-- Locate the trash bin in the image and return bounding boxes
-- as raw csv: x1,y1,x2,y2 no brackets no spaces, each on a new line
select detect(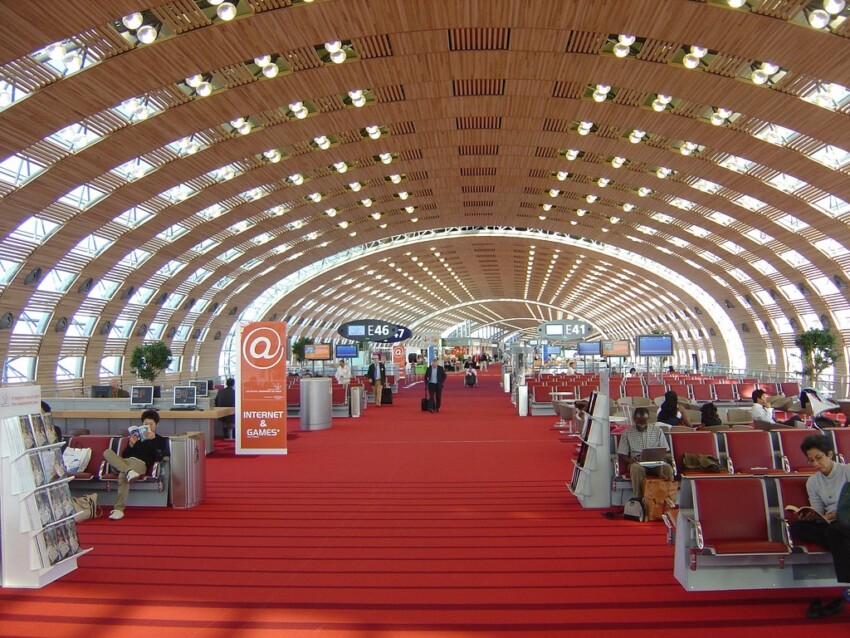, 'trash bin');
350,385,362,417
170,432,205,508
300,377,332,430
